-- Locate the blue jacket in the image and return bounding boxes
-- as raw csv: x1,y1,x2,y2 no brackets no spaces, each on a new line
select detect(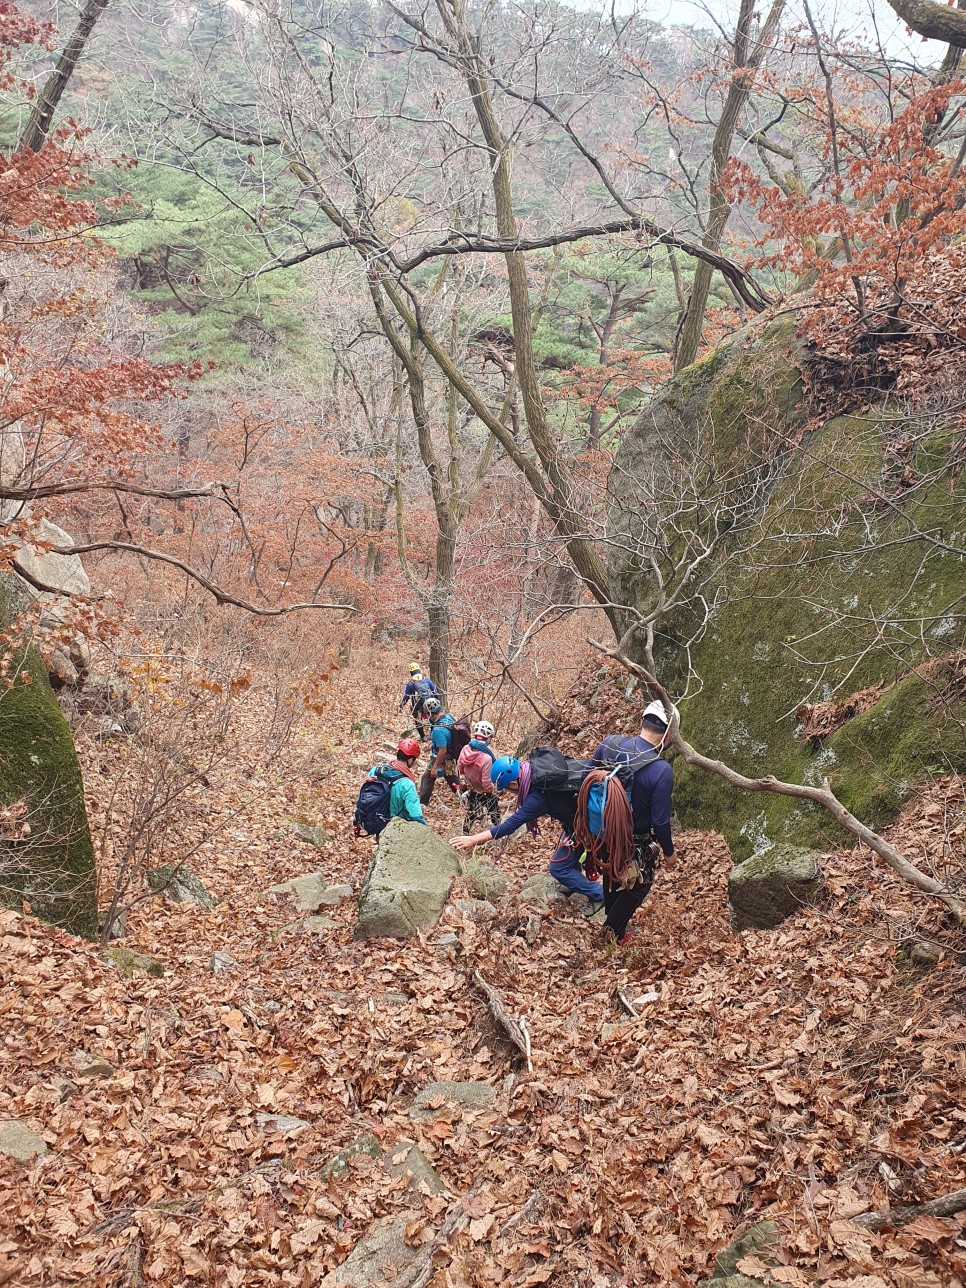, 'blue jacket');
400,677,439,710
490,788,577,841
591,736,674,855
